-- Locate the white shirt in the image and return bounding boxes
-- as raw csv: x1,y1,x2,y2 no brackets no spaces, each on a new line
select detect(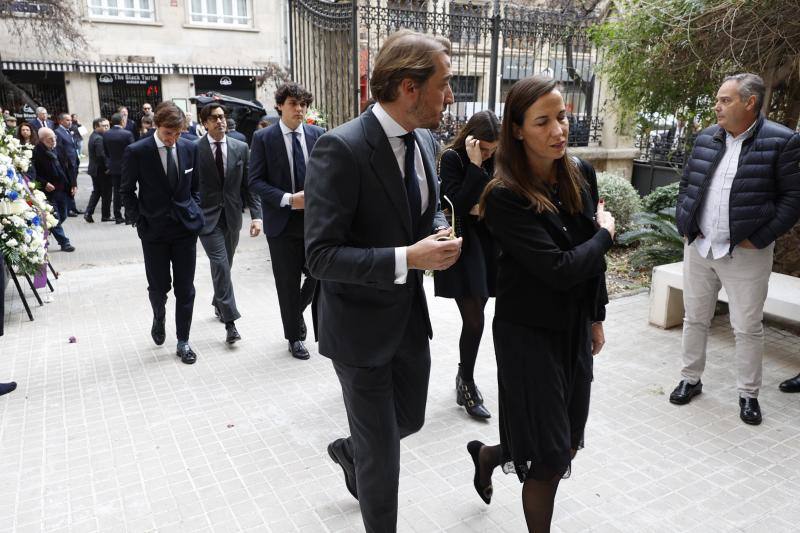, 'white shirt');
695,120,757,259
279,119,310,207
206,133,227,175
153,131,180,176
372,102,431,284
